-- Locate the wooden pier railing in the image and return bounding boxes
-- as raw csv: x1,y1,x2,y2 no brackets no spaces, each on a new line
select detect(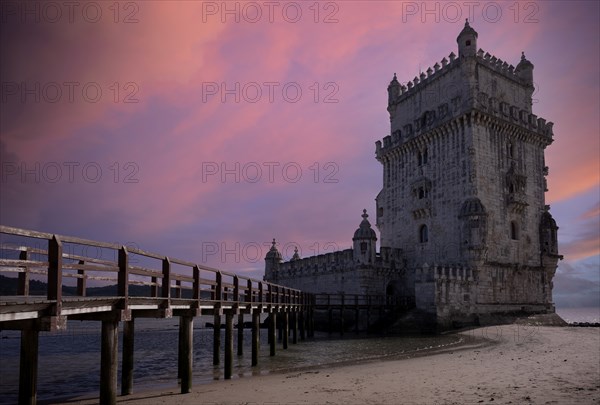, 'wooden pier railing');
0,225,315,405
